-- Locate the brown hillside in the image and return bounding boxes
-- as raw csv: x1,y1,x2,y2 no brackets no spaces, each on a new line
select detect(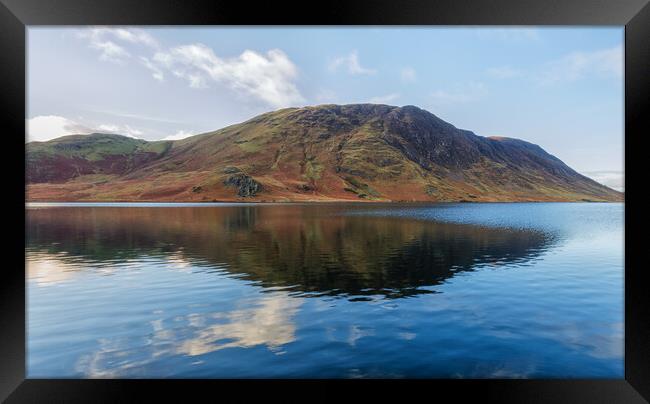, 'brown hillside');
26,104,623,202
